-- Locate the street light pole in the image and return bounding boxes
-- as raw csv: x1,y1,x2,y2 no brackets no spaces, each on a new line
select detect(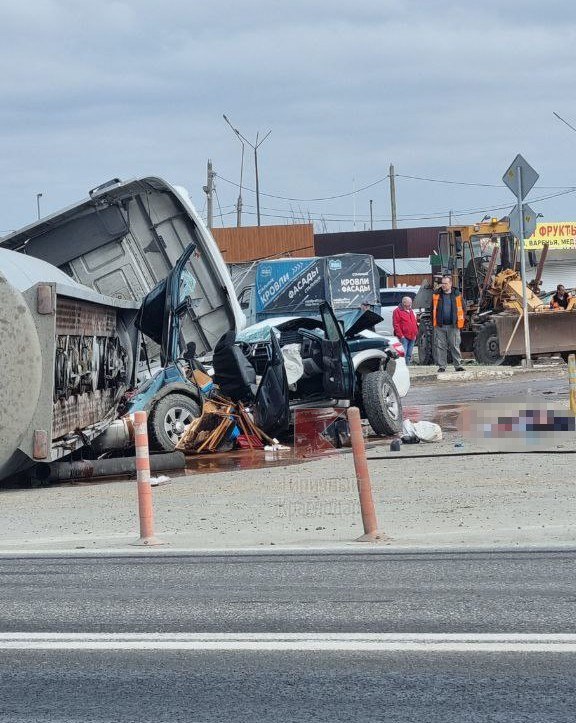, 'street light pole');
223,114,271,227
223,114,245,227
244,128,271,226
36,193,43,220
